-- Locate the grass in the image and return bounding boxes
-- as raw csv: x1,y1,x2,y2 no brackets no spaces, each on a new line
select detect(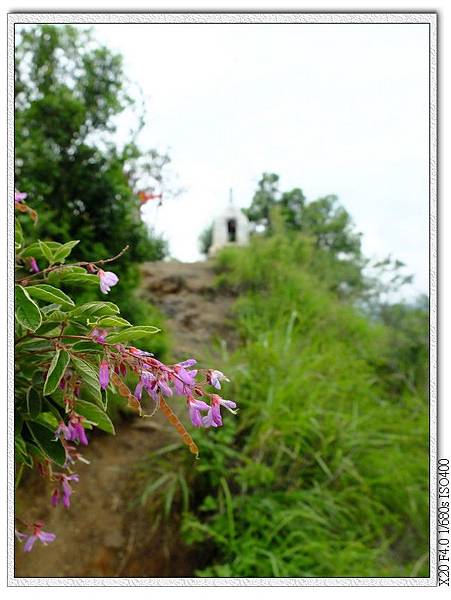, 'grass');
135,232,429,578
